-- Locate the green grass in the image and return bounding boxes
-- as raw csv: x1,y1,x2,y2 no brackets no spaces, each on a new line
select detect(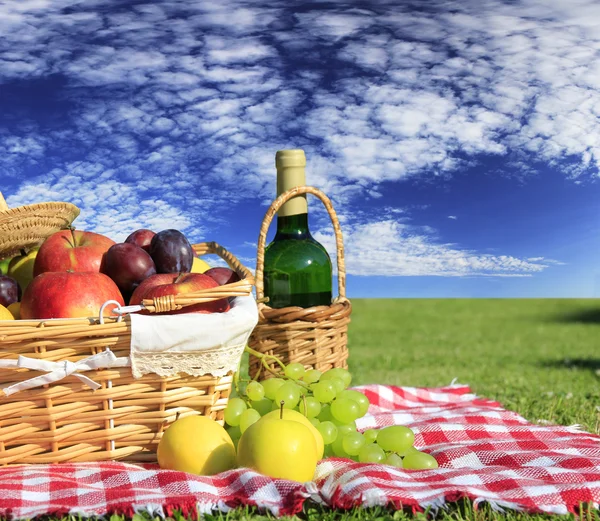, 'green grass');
17,299,600,521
